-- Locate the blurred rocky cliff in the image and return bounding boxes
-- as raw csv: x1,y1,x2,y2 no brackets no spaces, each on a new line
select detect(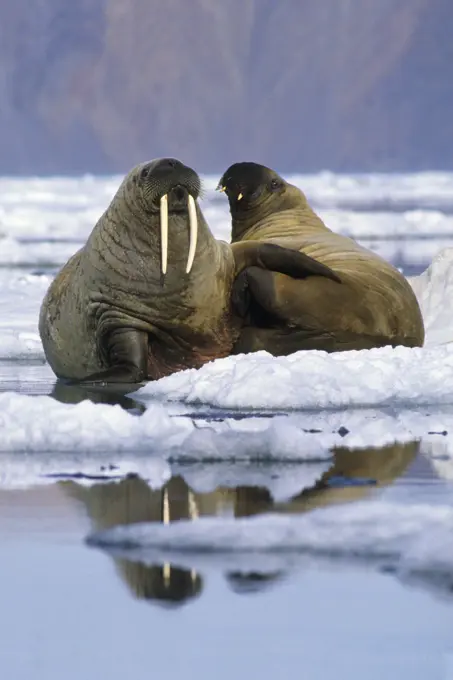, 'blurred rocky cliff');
0,0,451,175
